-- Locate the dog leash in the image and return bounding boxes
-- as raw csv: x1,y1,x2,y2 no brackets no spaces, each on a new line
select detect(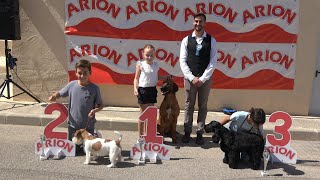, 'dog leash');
84,119,90,129
84,115,101,137
84,105,96,130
